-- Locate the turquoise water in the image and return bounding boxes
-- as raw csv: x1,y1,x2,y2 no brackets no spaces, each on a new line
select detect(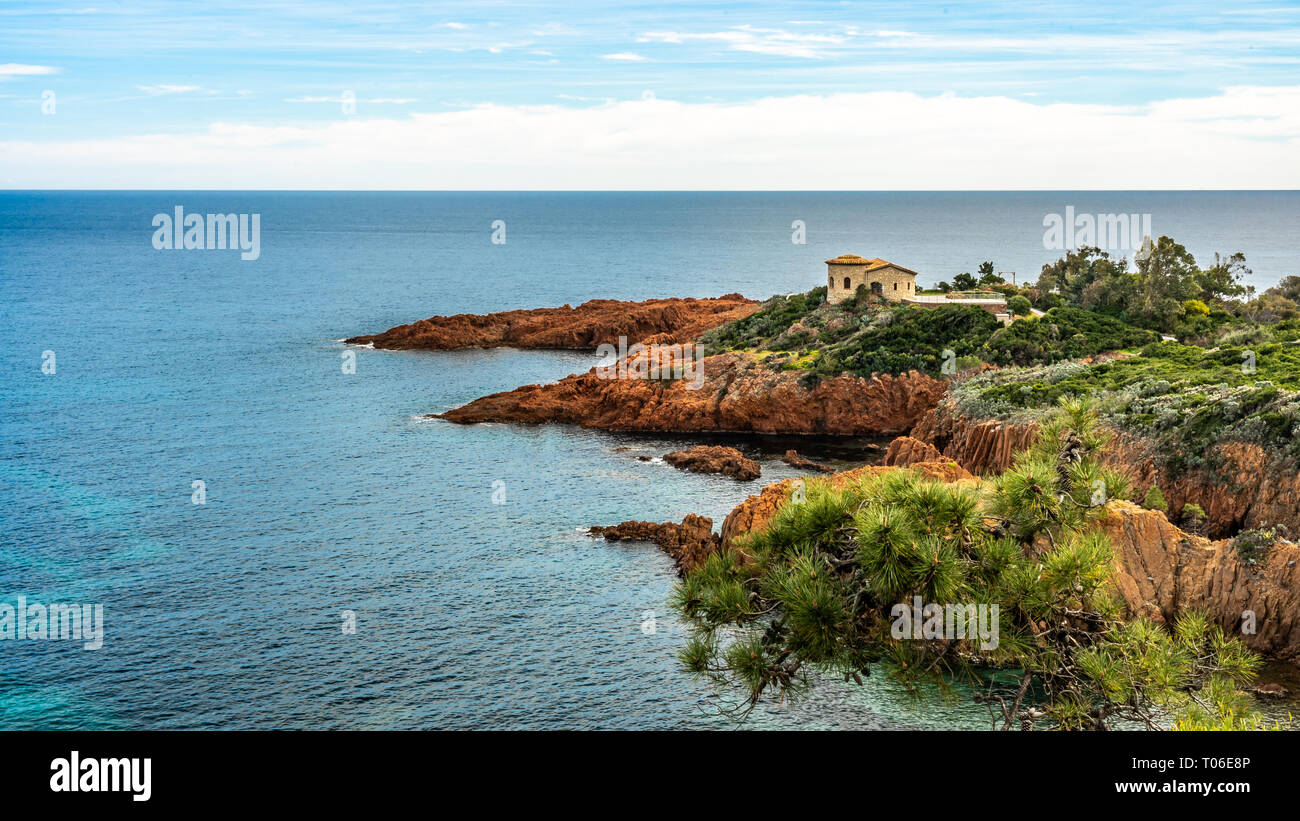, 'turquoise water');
2,192,1296,729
